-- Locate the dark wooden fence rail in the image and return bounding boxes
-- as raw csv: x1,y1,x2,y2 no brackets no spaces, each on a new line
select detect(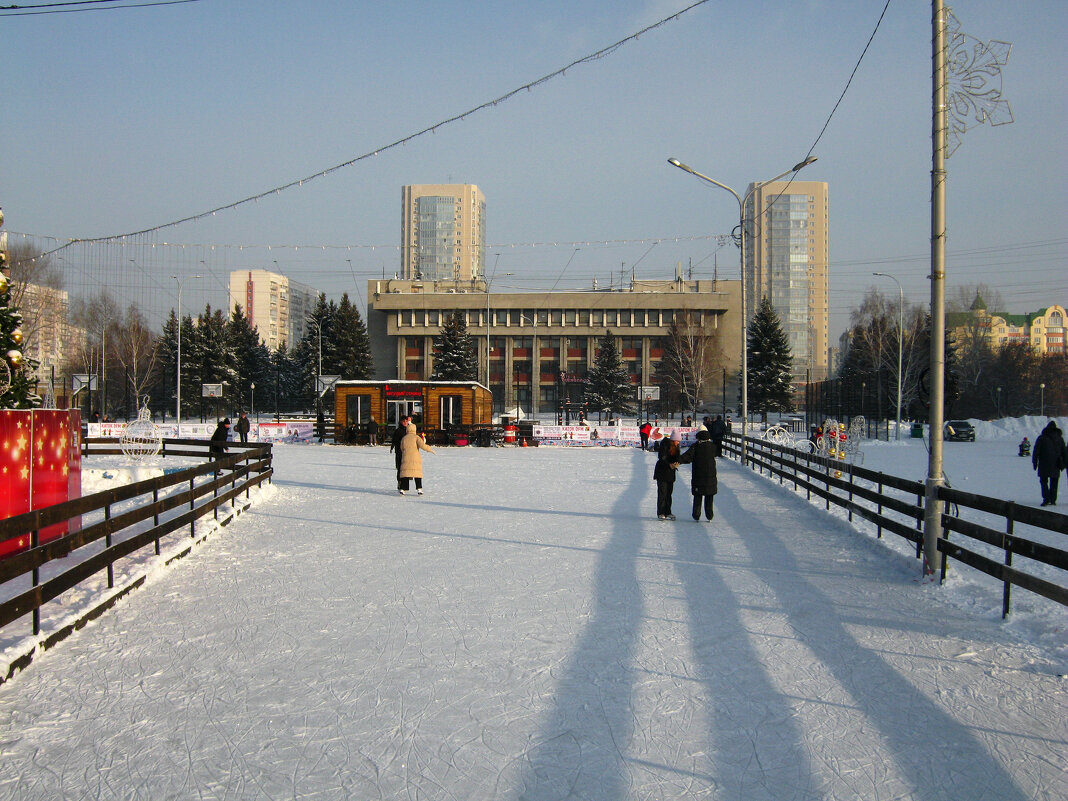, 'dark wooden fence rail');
0,439,273,652
721,433,1068,617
